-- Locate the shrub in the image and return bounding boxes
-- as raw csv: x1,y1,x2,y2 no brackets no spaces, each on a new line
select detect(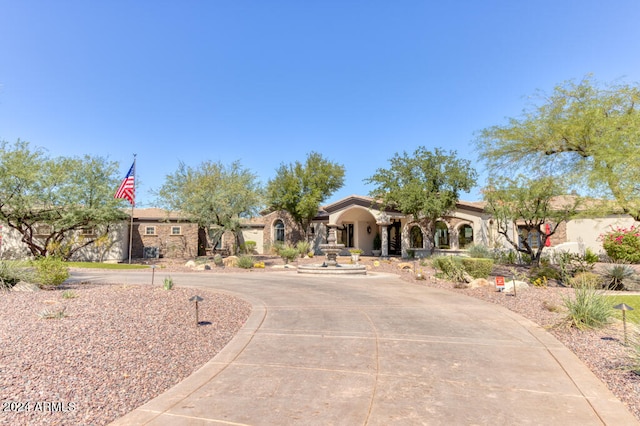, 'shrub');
563,285,613,329
349,248,363,255
529,265,560,286
557,252,596,284
601,263,635,290
61,290,78,299
531,276,548,287
253,261,265,268
432,256,467,283
600,225,640,263
213,254,224,267
237,255,255,269
460,258,494,279
163,276,174,290
567,272,603,289
296,241,311,257
243,241,257,253
0,260,32,290
466,244,493,259
279,247,299,264
32,256,69,288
